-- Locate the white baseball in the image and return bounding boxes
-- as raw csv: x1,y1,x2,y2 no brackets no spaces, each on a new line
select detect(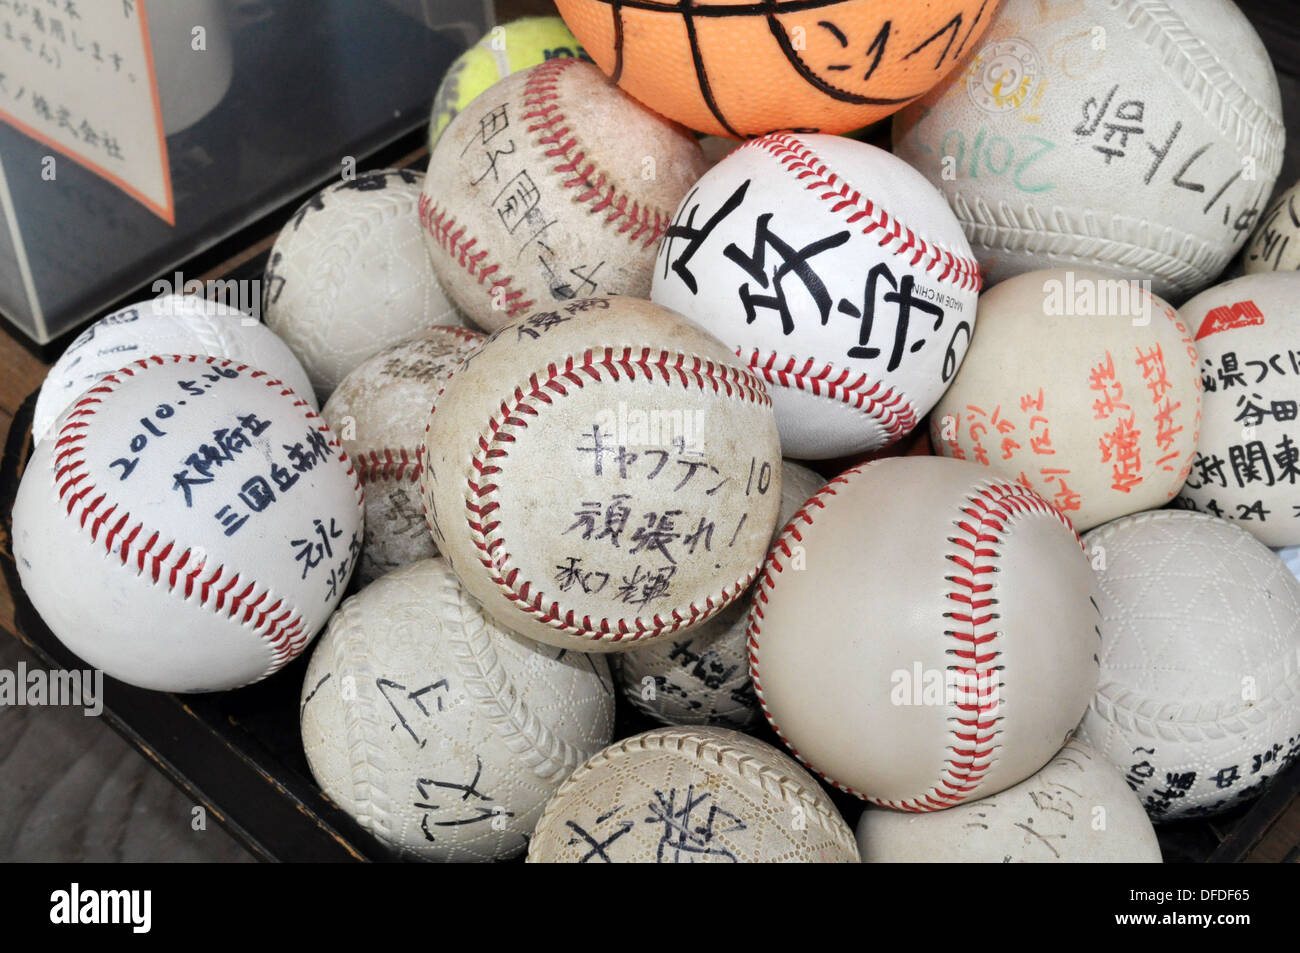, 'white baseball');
12,355,364,692
932,268,1202,532
612,460,825,729
1175,272,1300,545
749,456,1100,810
1244,178,1300,274
300,558,614,862
651,132,980,460
33,294,315,444
855,739,1162,863
420,296,783,653
1079,510,1300,820
894,0,1284,300
264,168,465,399
322,325,485,584
418,58,709,333
527,727,860,863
